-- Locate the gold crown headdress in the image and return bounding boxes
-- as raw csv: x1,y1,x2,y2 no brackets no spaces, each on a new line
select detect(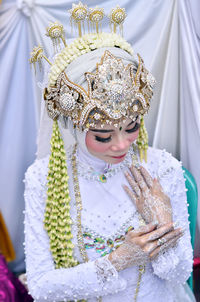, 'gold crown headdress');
30,2,155,157
44,50,155,131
